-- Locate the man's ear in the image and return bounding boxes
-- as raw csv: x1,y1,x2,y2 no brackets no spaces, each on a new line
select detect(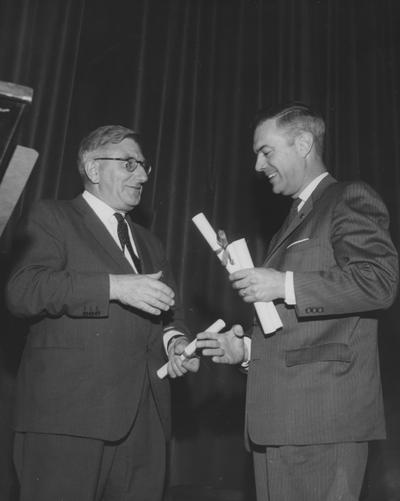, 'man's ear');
84,159,100,184
295,131,314,158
